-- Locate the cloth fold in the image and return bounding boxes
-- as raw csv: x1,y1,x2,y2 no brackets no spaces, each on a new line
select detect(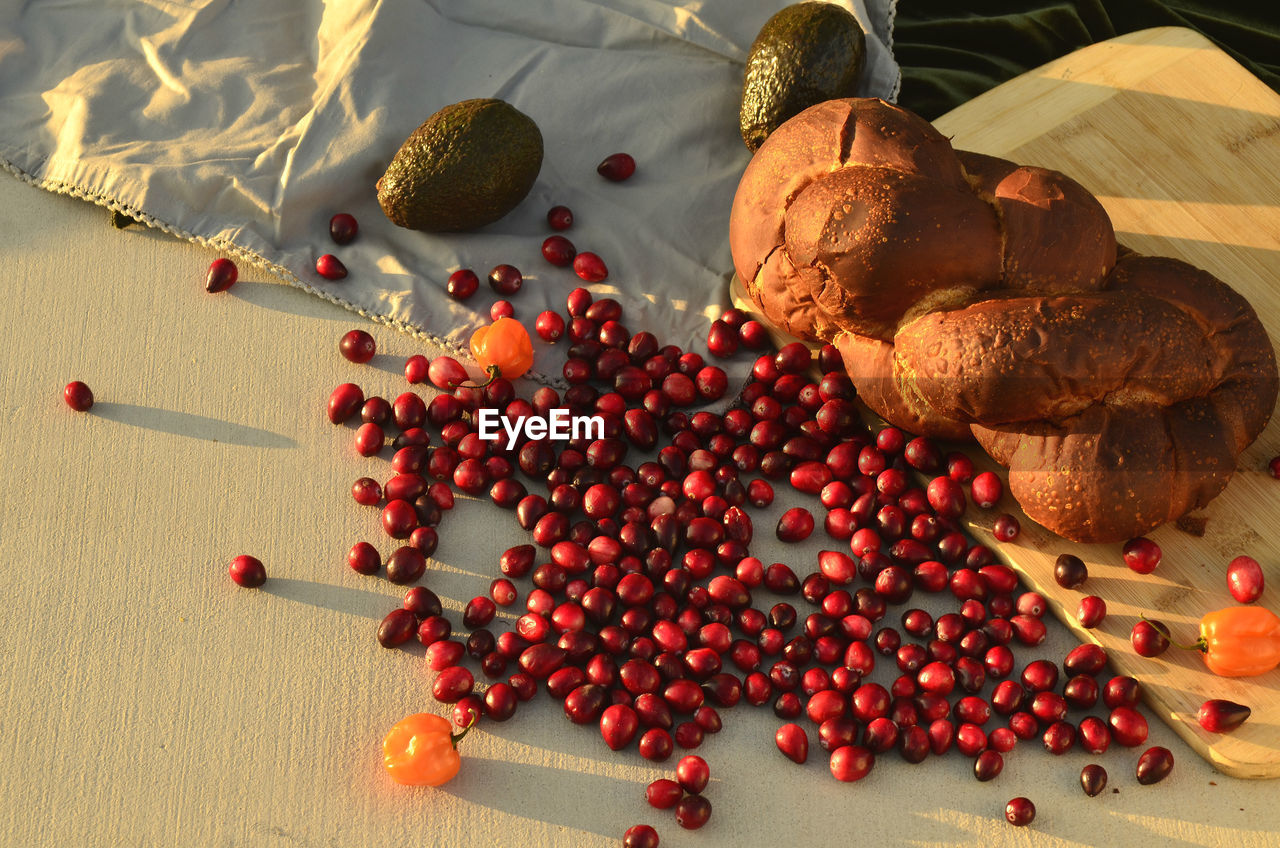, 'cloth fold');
894,1,1280,120
0,0,900,382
